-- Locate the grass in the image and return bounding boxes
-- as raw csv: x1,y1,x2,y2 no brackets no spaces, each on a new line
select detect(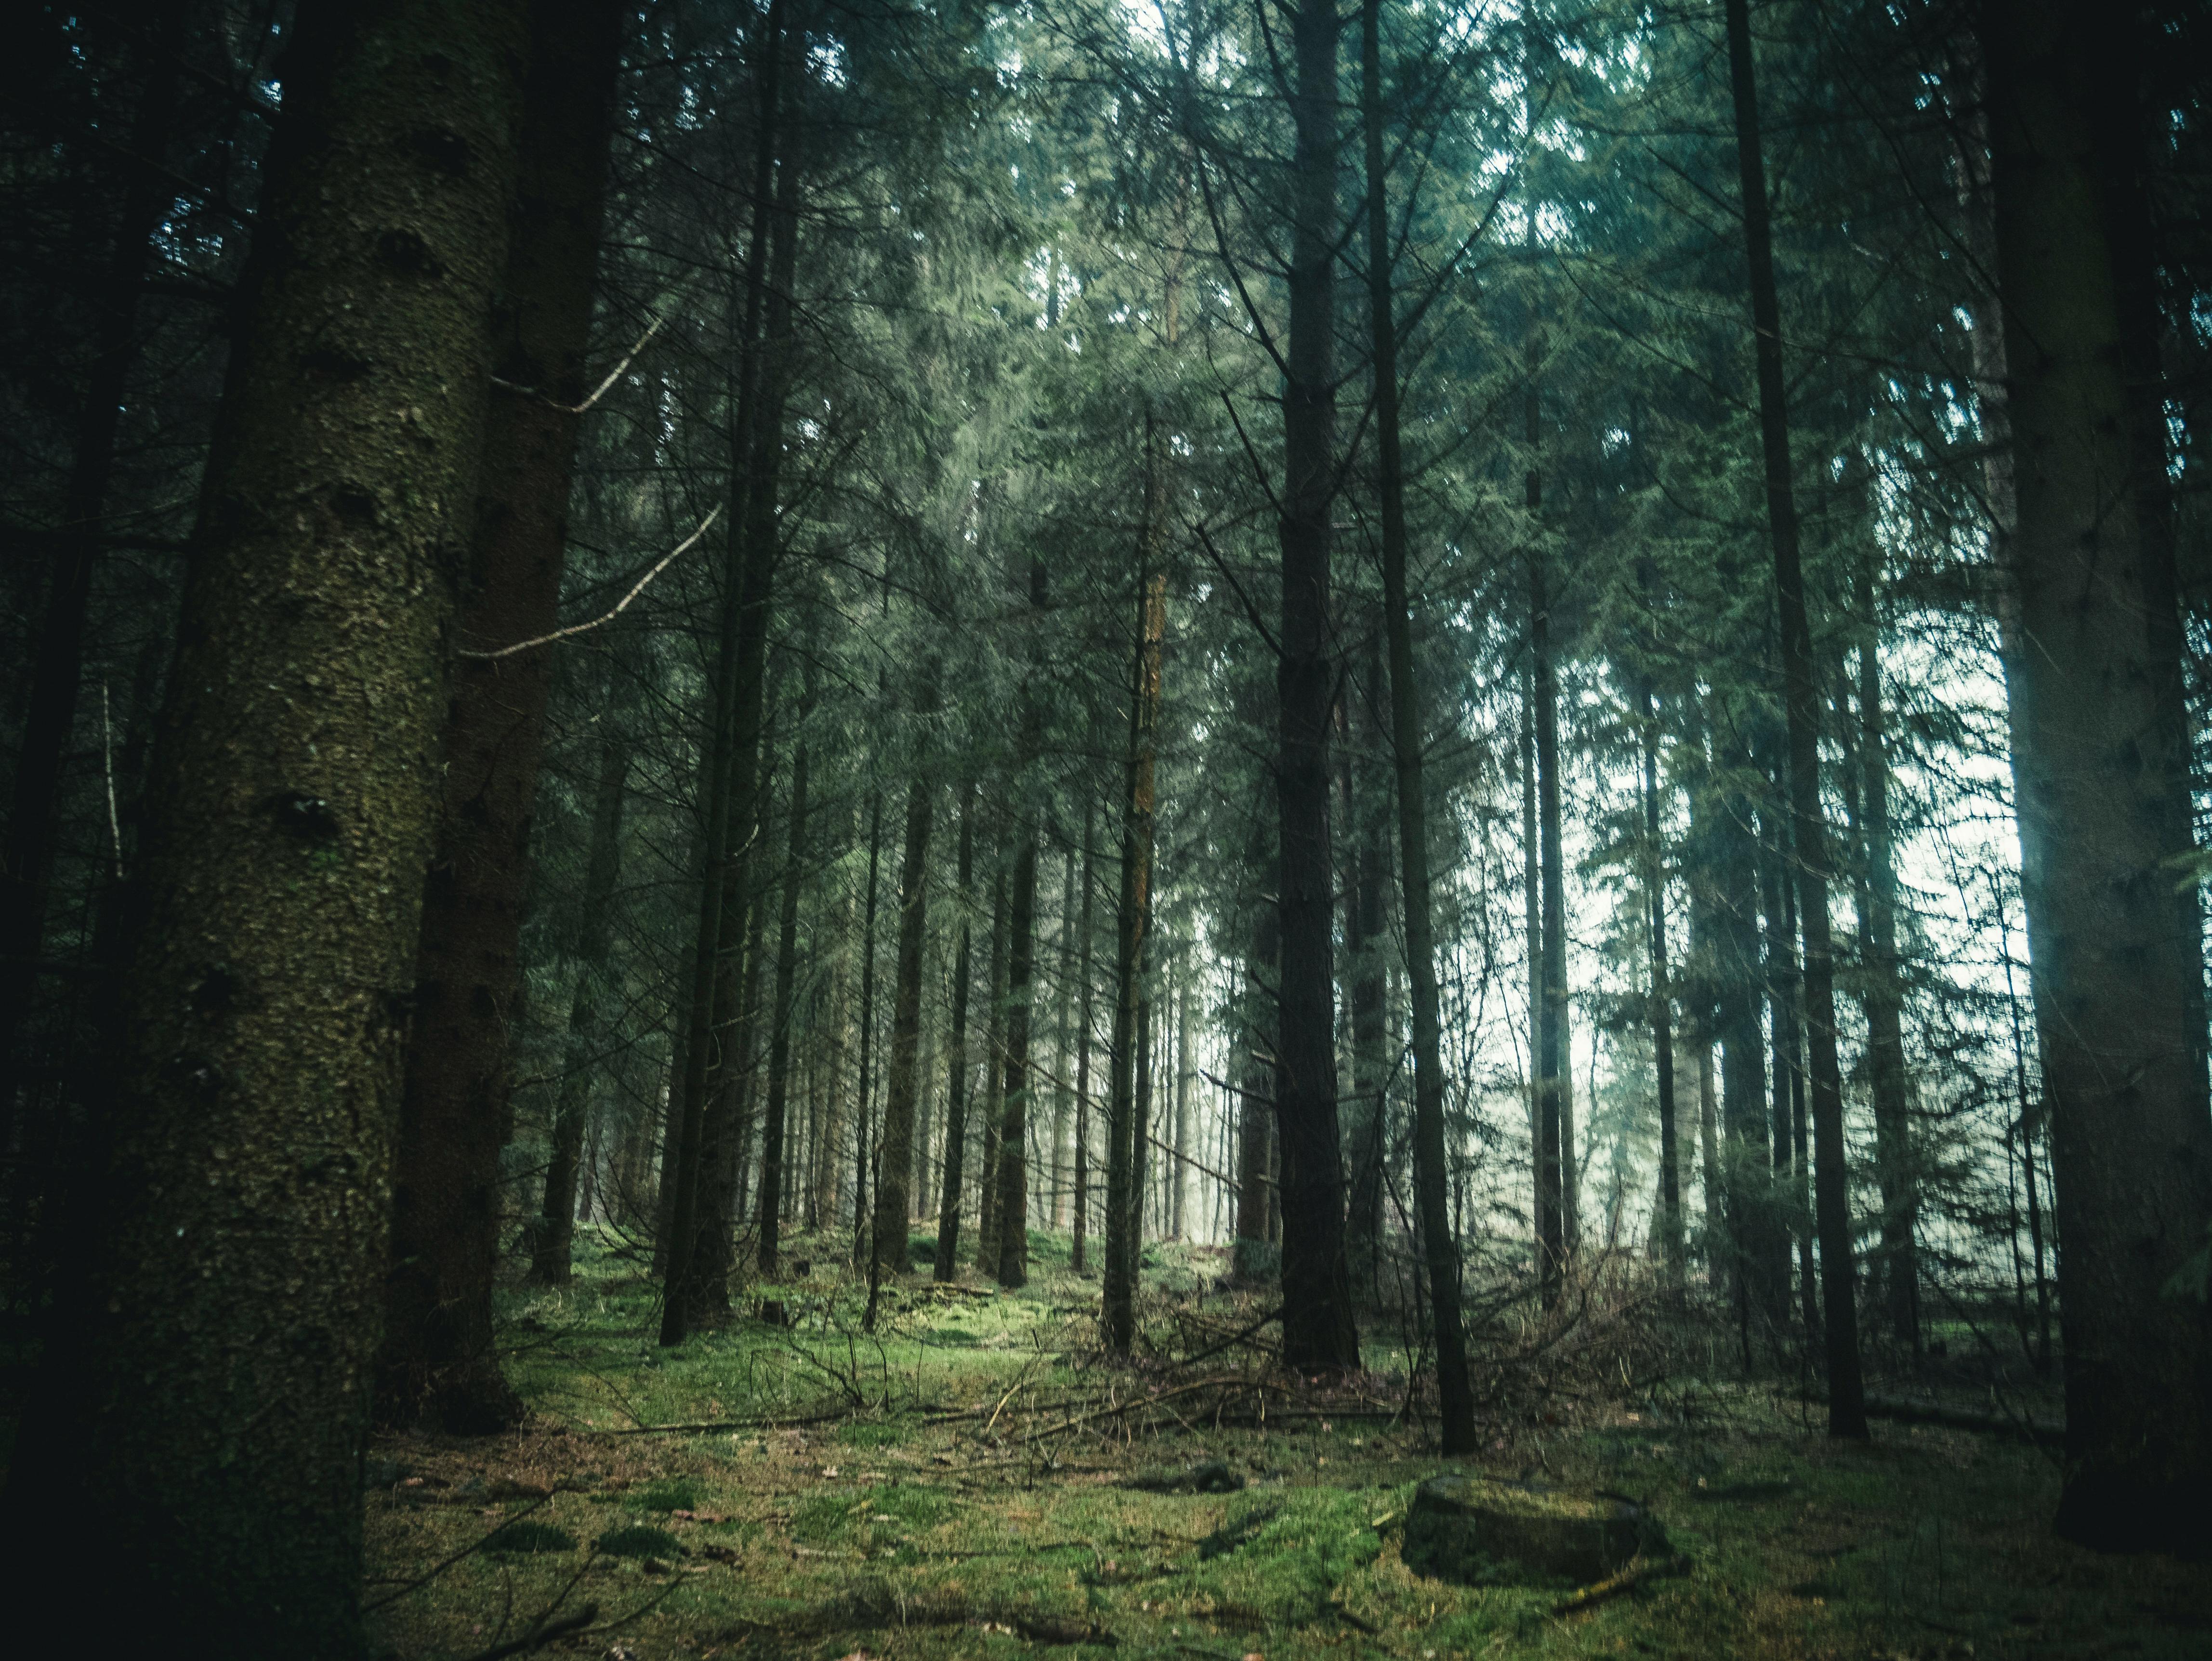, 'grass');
361,1228,2212,1660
